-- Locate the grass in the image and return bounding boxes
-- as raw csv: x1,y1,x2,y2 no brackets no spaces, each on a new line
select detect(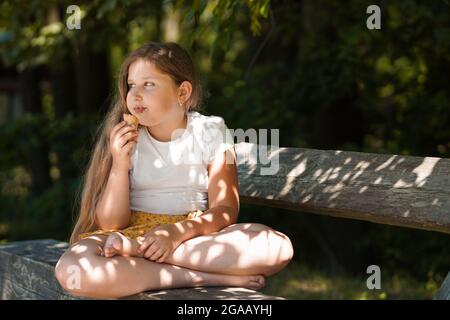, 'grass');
260,261,442,300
